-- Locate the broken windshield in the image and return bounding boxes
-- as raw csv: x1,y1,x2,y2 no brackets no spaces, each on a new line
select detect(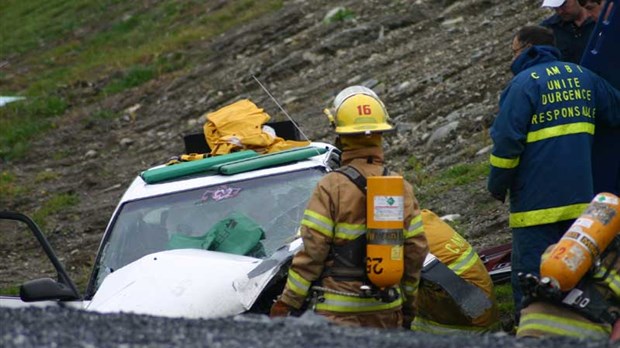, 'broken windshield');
94,167,325,290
